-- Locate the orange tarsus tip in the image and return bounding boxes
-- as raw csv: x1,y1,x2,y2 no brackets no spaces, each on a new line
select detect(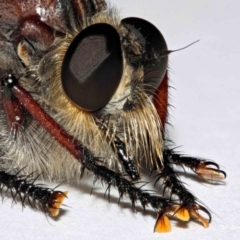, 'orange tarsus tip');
195,163,226,181
49,208,60,217
48,191,68,217
189,210,209,228
174,206,190,221
154,216,171,233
